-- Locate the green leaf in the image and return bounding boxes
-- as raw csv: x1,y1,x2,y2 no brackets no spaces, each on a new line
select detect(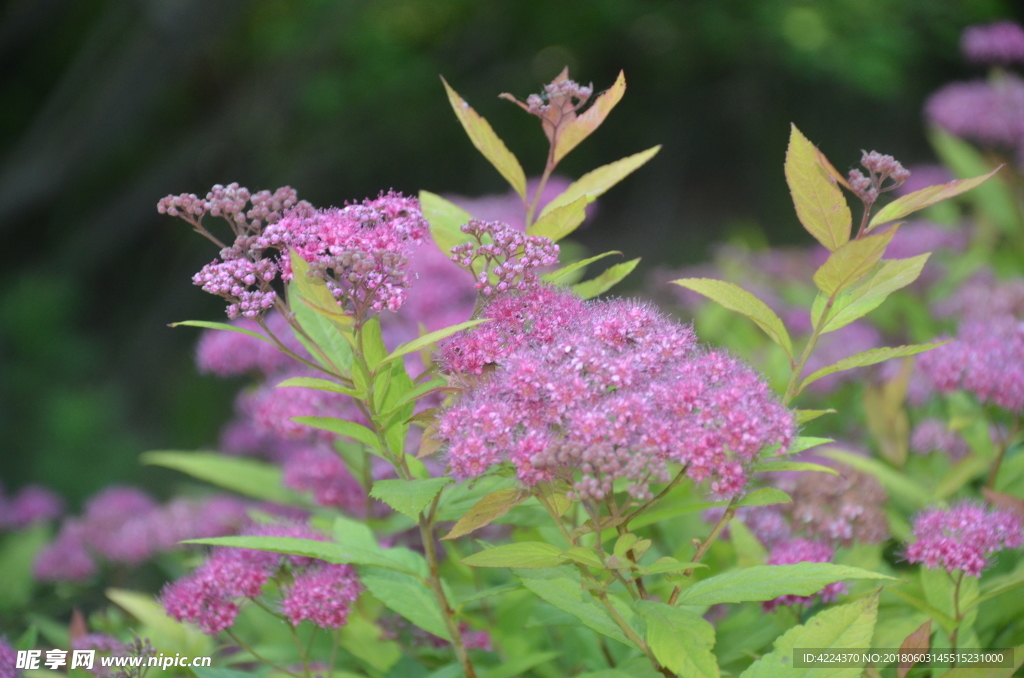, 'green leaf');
729,518,767,568
785,124,852,251
739,595,878,678
971,566,1024,609
0,526,49,610
560,546,606,569
869,167,1001,230
514,567,637,648
107,589,212,657
941,644,1024,678
933,454,990,499
752,461,839,475
885,588,957,634
573,258,640,299
674,563,897,606
794,409,837,424
442,77,527,199
462,542,565,569
930,128,1017,234
636,600,719,678
478,652,561,678
813,228,898,297
370,478,452,520
552,70,626,165
671,278,793,358
290,287,354,374
292,417,381,450
380,377,449,417
800,343,944,392
276,376,359,396
641,557,708,575
813,255,930,333
737,487,792,507
443,487,528,540
381,319,490,366
790,436,834,454
456,582,522,607
193,669,259,678
183,536,418,575
543,251,622,284
362,569,450,639
540,146,661,218
420,190,474,256
361,316,388,371
338,613,402,673
818,448,931,508
528,196,588,241
140,451,301,504
169,320,273,345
